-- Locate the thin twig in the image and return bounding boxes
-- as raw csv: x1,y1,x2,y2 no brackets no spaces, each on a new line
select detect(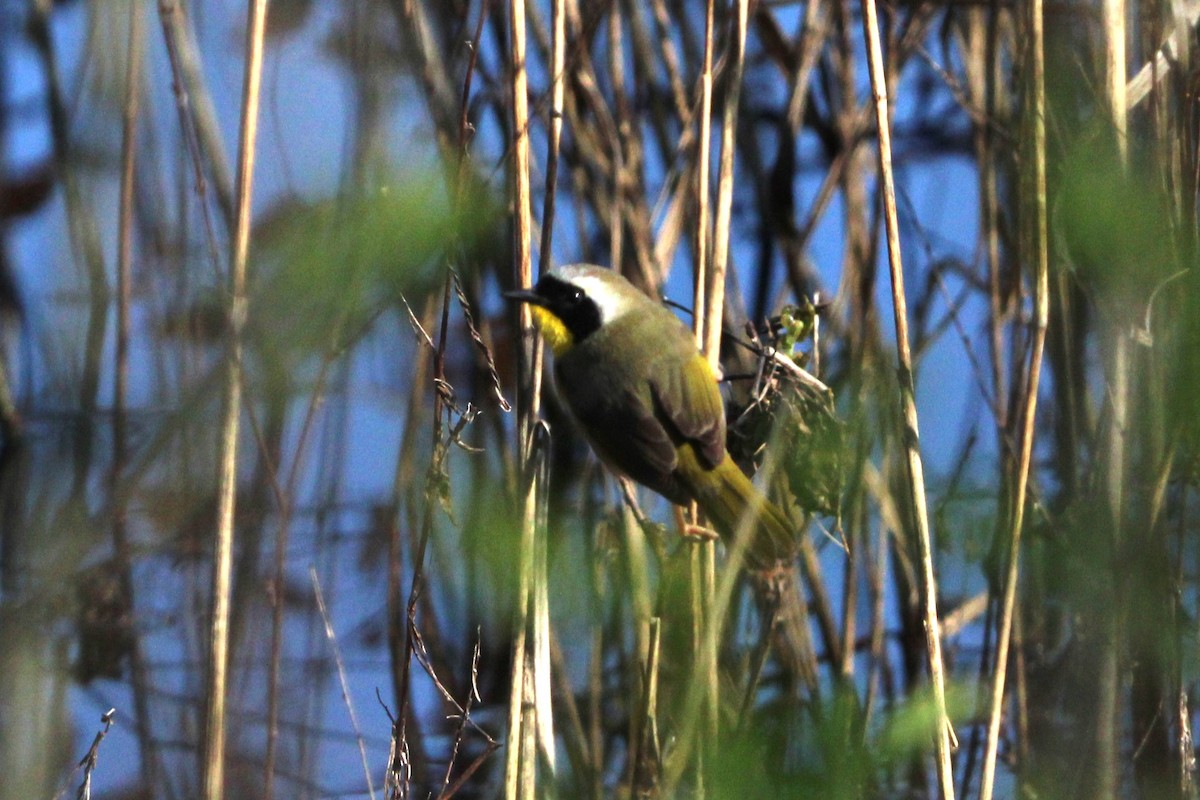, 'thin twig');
52,708,116,800
311,567,378,800
438,633,488,797
263,336,346,798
